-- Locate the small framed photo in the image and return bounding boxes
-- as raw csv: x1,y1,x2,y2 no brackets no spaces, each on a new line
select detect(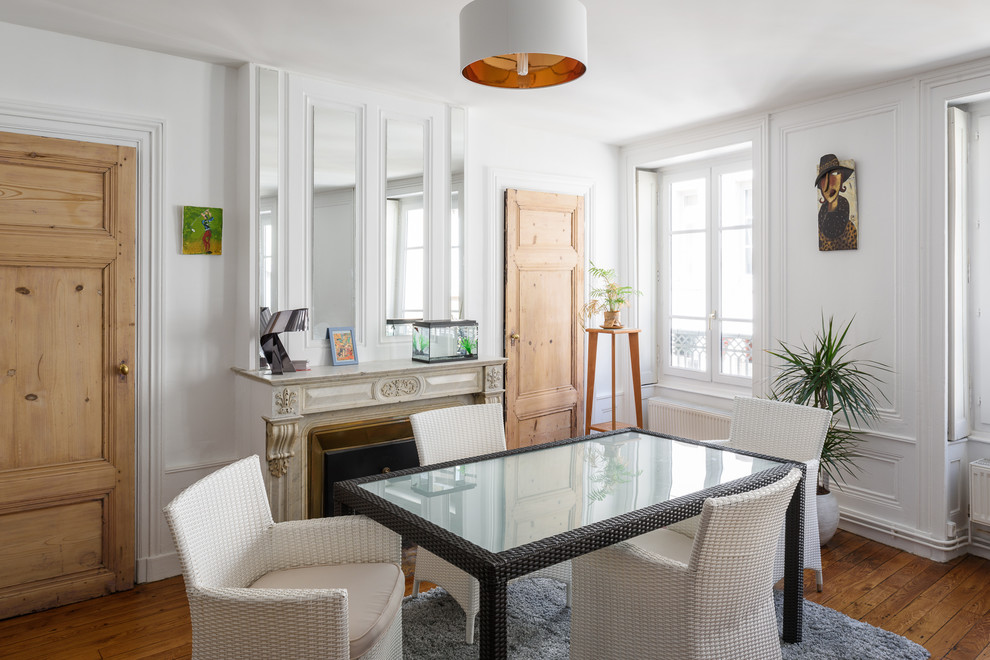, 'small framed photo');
328,327,358,366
